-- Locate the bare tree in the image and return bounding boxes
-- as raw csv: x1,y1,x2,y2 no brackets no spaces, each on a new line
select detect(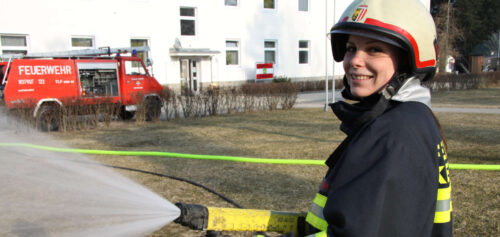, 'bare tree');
434,2,463,73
